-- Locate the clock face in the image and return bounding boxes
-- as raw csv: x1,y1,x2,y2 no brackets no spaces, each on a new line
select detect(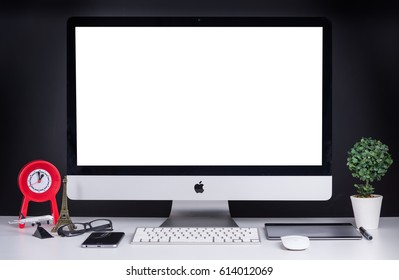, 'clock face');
27,169,52,193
